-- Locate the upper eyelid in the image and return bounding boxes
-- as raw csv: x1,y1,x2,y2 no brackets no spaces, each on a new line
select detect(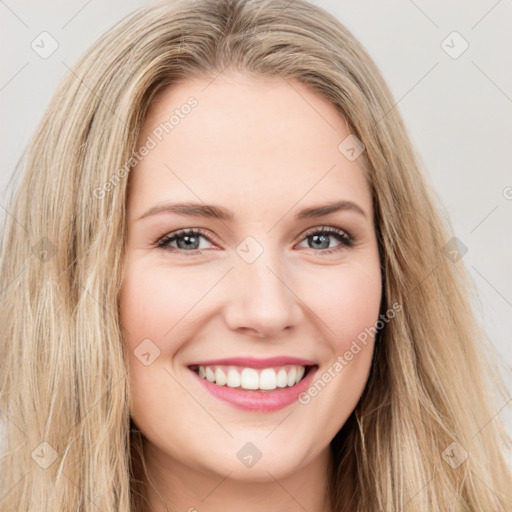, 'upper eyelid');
302,225,351,238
